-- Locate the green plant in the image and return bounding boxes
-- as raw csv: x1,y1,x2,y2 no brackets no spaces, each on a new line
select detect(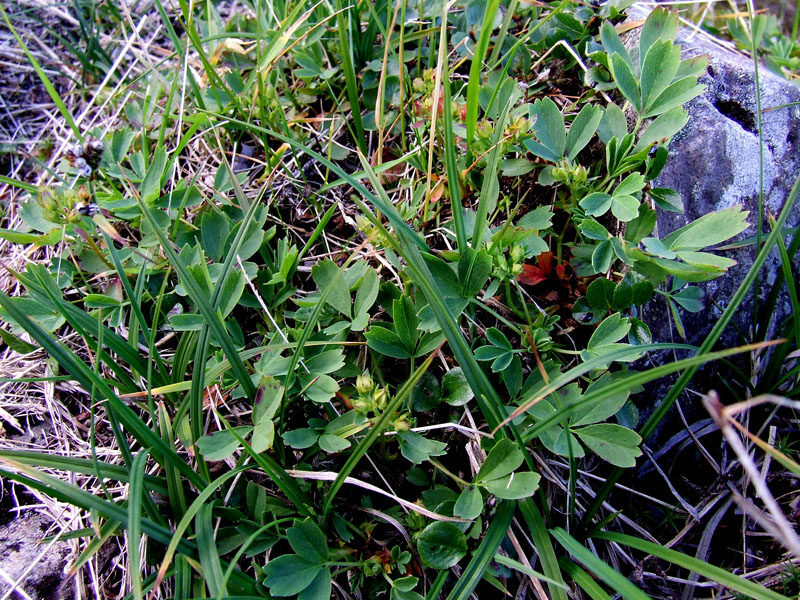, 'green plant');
0,2,797,600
